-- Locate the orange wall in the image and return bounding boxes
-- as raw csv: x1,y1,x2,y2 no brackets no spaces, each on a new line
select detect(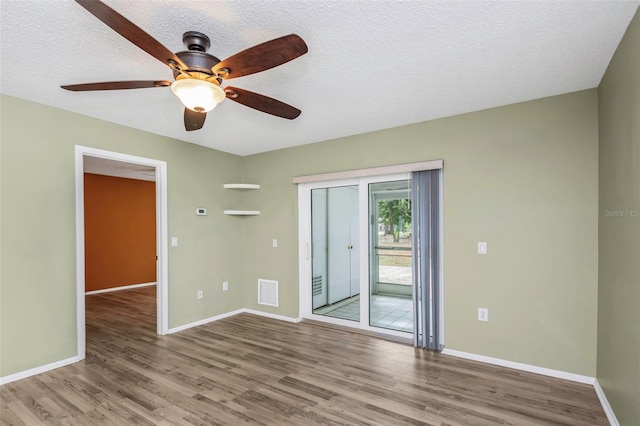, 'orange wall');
84,173,156,292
